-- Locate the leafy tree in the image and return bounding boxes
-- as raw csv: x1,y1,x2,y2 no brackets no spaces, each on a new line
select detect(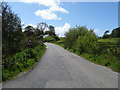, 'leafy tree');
2,2,25,58
49,25,56,36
